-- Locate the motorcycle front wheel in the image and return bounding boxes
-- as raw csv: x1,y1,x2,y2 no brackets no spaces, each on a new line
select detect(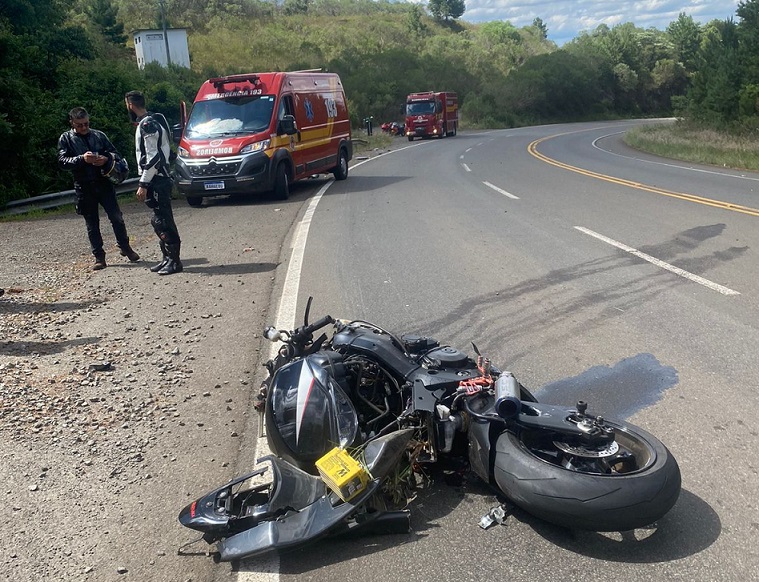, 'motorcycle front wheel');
492,419,681,531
